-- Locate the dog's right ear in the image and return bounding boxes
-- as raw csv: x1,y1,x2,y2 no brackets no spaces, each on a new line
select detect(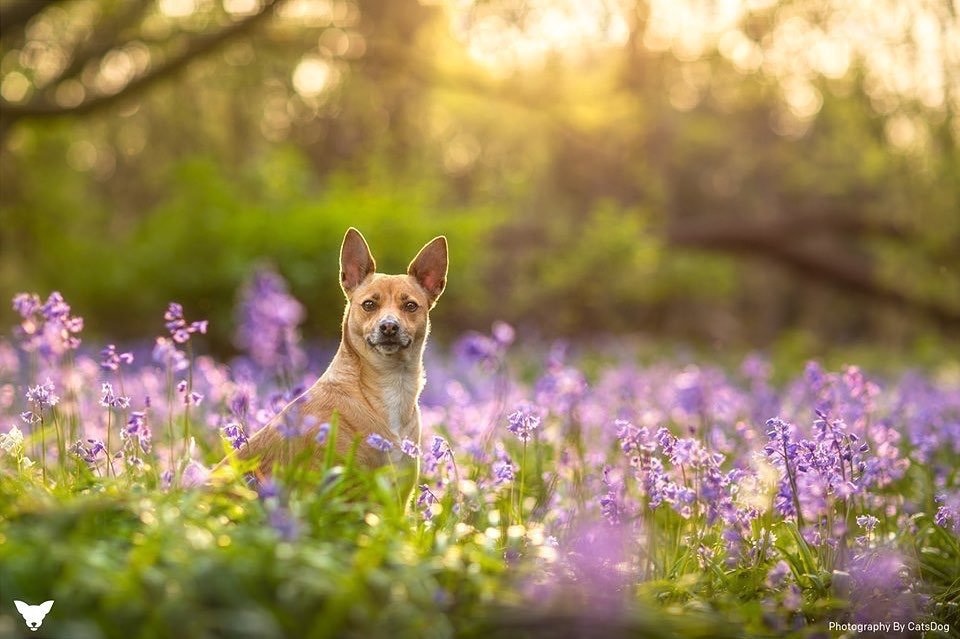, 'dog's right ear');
14,601,28,615
340,228,376,295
